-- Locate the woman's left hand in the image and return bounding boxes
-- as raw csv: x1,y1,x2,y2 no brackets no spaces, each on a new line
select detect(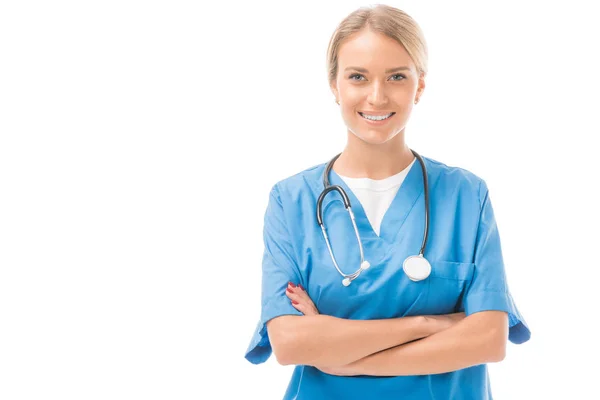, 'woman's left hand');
285,282,319,316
